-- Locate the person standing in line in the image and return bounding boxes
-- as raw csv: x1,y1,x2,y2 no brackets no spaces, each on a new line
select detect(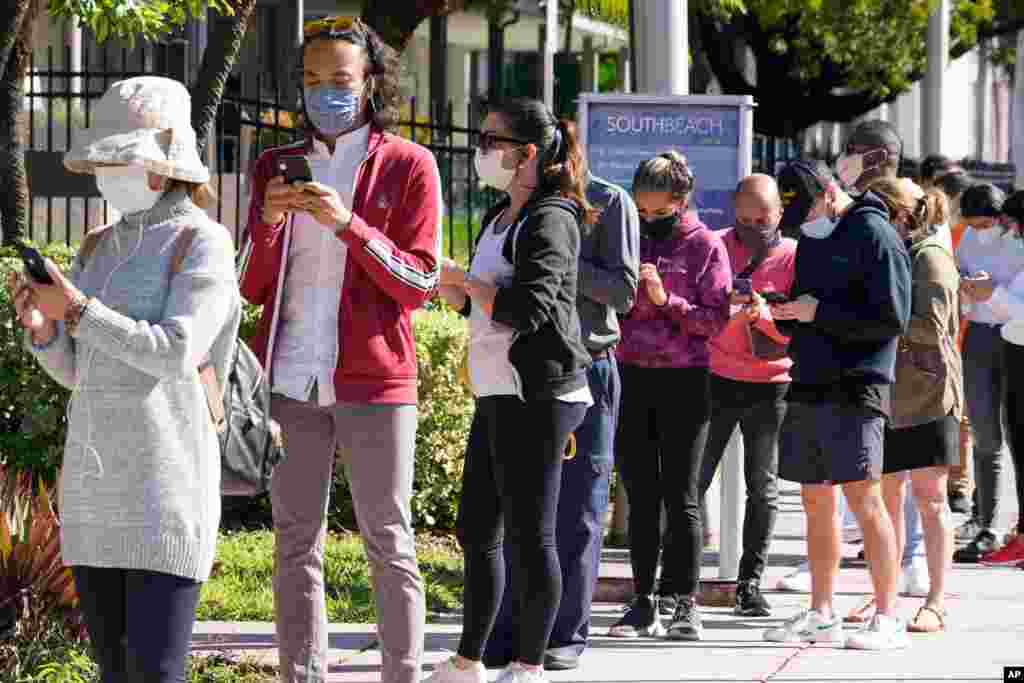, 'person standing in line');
698,174,795,618
430,98,595,683
483,170,640,671
958,189,1024,567
239,17,441,683
870,177,962,633
954,183,1024,563
606,151,732,641
11,76,241,682
934,171,975,516
764,157,912,650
